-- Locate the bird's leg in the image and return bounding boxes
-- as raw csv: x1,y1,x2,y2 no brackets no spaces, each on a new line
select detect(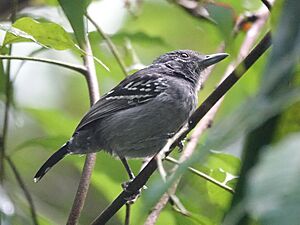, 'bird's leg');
119,157,143,204
167,132,185,152
120,157,135,180
177,139,185,152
